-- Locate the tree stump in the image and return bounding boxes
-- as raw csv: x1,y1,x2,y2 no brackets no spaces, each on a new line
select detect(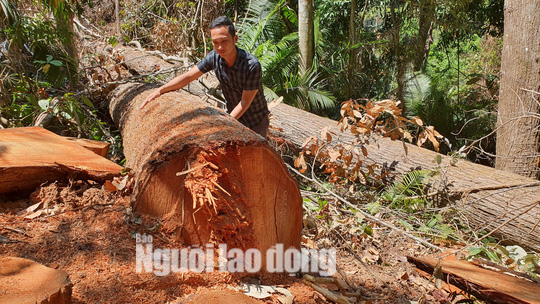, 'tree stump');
0,256,72,304
109,83,302,255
